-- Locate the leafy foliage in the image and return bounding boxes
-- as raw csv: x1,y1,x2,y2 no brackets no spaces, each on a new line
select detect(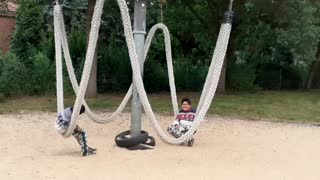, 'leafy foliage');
1,0,320,97
10,1,44,66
